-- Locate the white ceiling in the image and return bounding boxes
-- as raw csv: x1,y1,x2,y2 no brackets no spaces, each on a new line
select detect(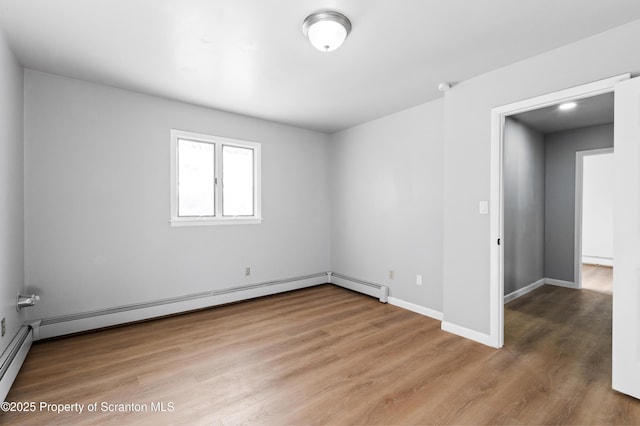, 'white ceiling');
513,92,614,134
1,1,640,133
